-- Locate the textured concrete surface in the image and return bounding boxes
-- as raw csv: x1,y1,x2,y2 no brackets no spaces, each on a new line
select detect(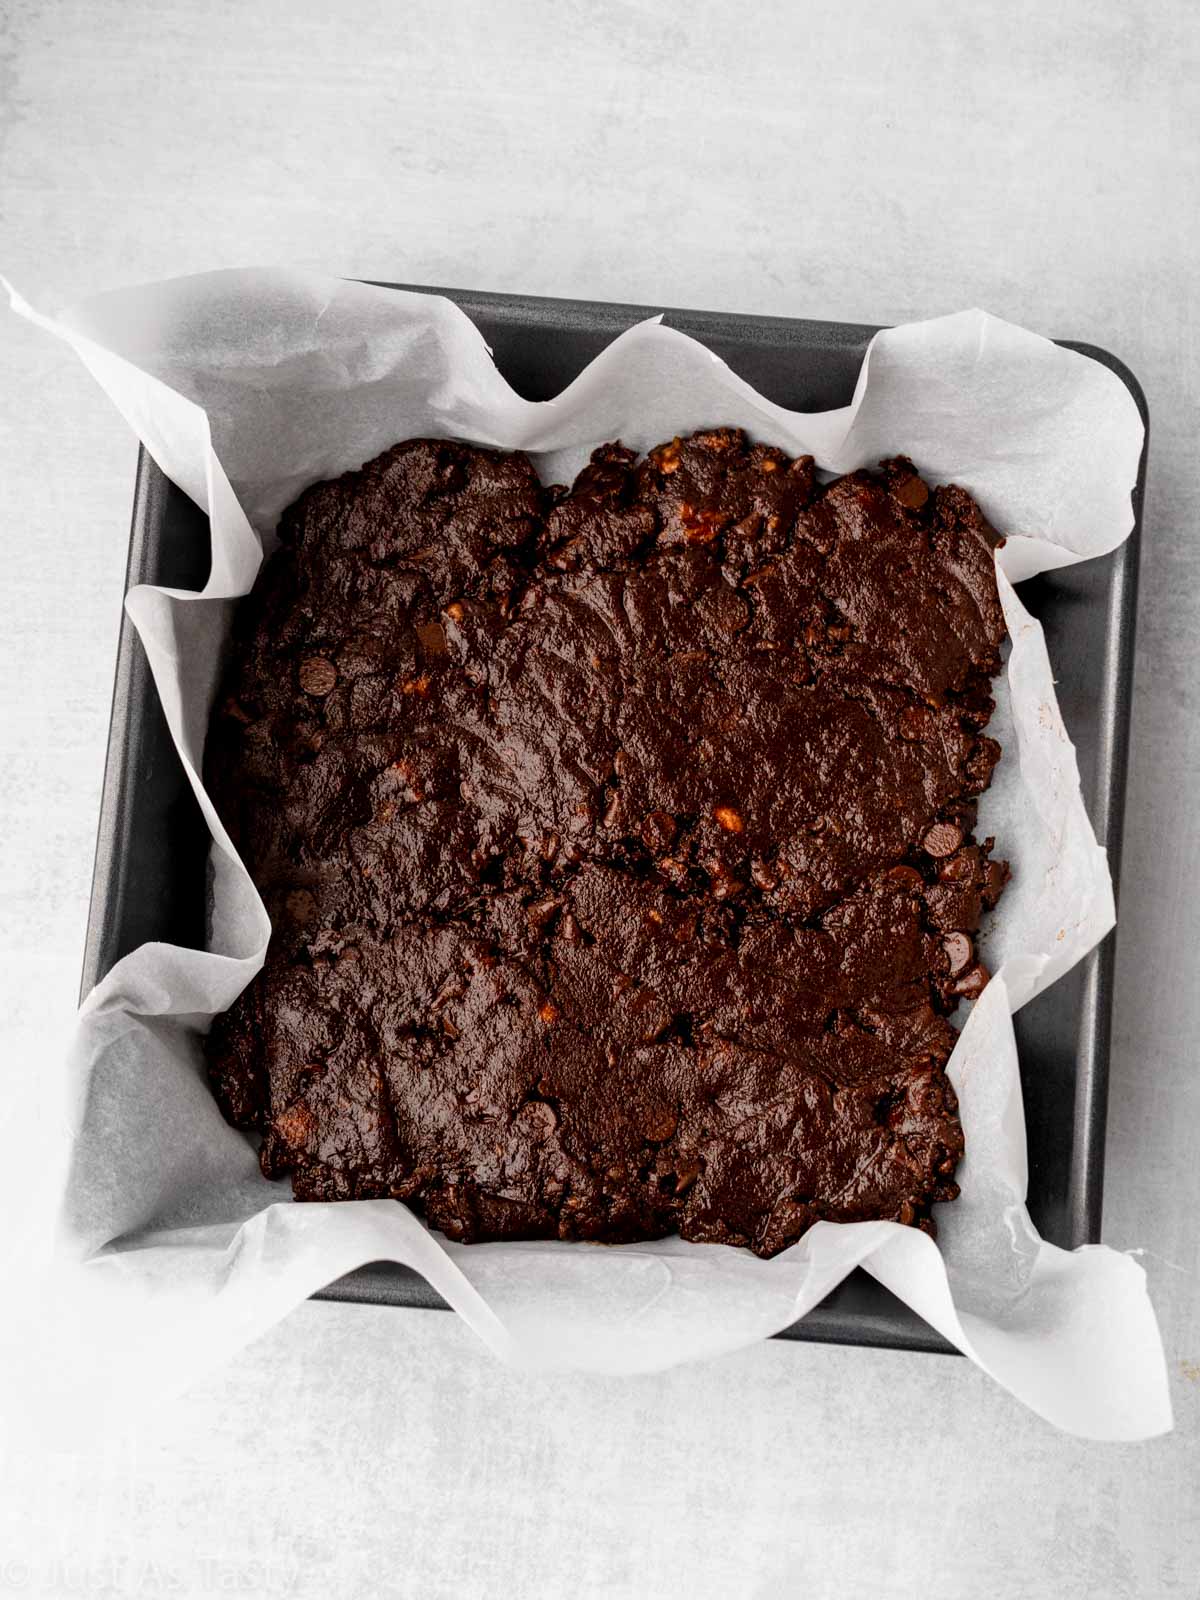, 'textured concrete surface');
1,1,1197,1595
